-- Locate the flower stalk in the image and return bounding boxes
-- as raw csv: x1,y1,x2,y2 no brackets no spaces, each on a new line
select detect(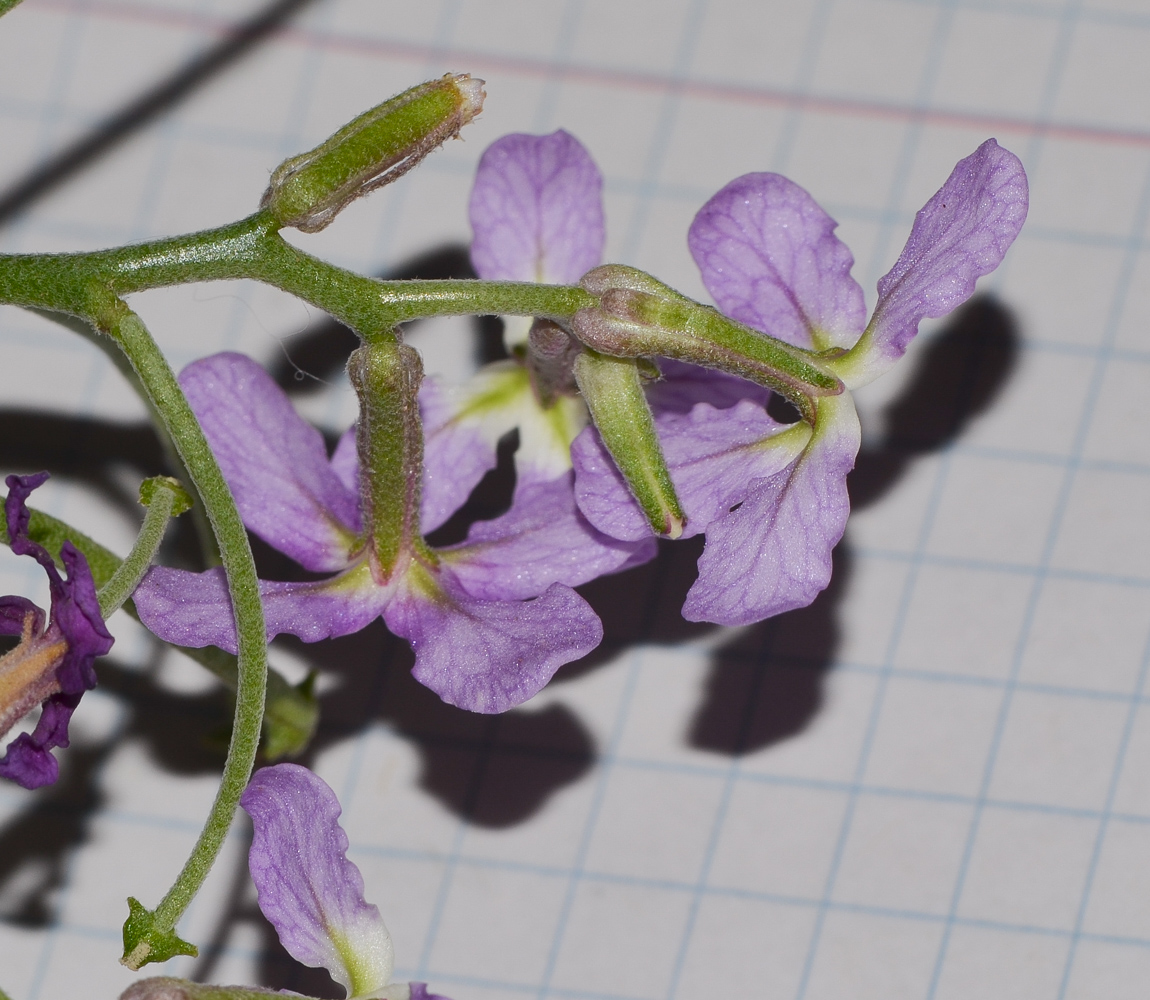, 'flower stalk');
96,477,191,618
